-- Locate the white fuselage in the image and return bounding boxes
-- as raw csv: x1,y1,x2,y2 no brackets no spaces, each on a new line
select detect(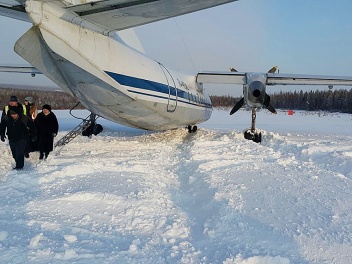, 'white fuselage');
18,0,212,130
